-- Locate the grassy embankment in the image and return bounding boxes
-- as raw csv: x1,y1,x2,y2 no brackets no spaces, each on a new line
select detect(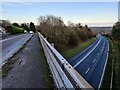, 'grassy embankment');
101,38,120,90
101,38,113,89
60,37,97,60
112,41,120,90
